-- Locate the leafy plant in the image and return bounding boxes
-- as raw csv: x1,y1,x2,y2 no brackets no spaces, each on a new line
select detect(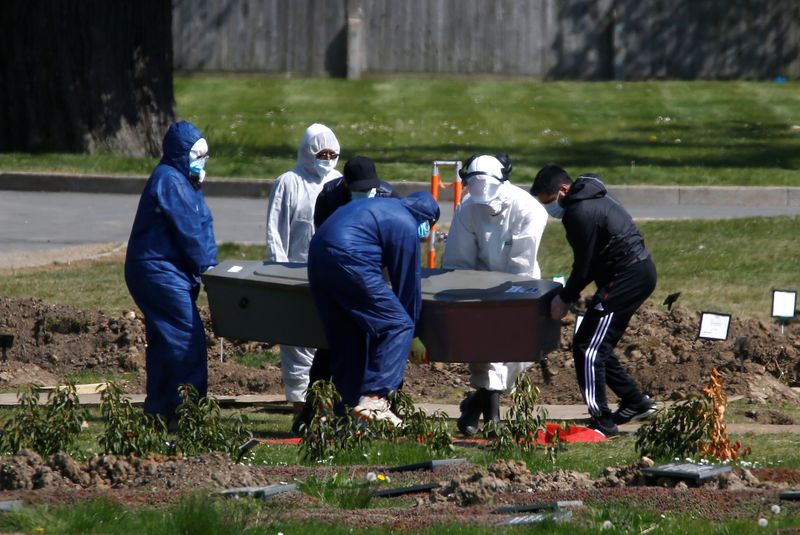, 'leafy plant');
635,368,751,461
389,390,453,456
99,381,167,456
487,374,548,454
300,380,367,463
174,384,250,457
297,472,374,509
634,397,711,460
0,383,87,456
